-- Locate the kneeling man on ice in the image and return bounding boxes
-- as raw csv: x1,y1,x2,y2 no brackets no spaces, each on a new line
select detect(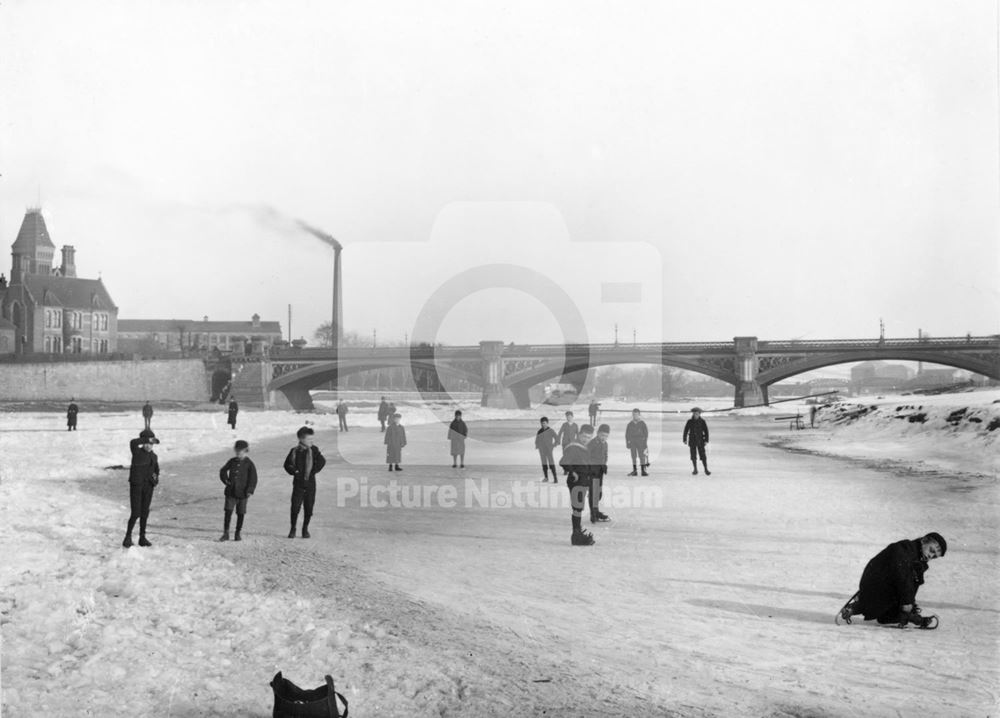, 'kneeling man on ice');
838,532,946,629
